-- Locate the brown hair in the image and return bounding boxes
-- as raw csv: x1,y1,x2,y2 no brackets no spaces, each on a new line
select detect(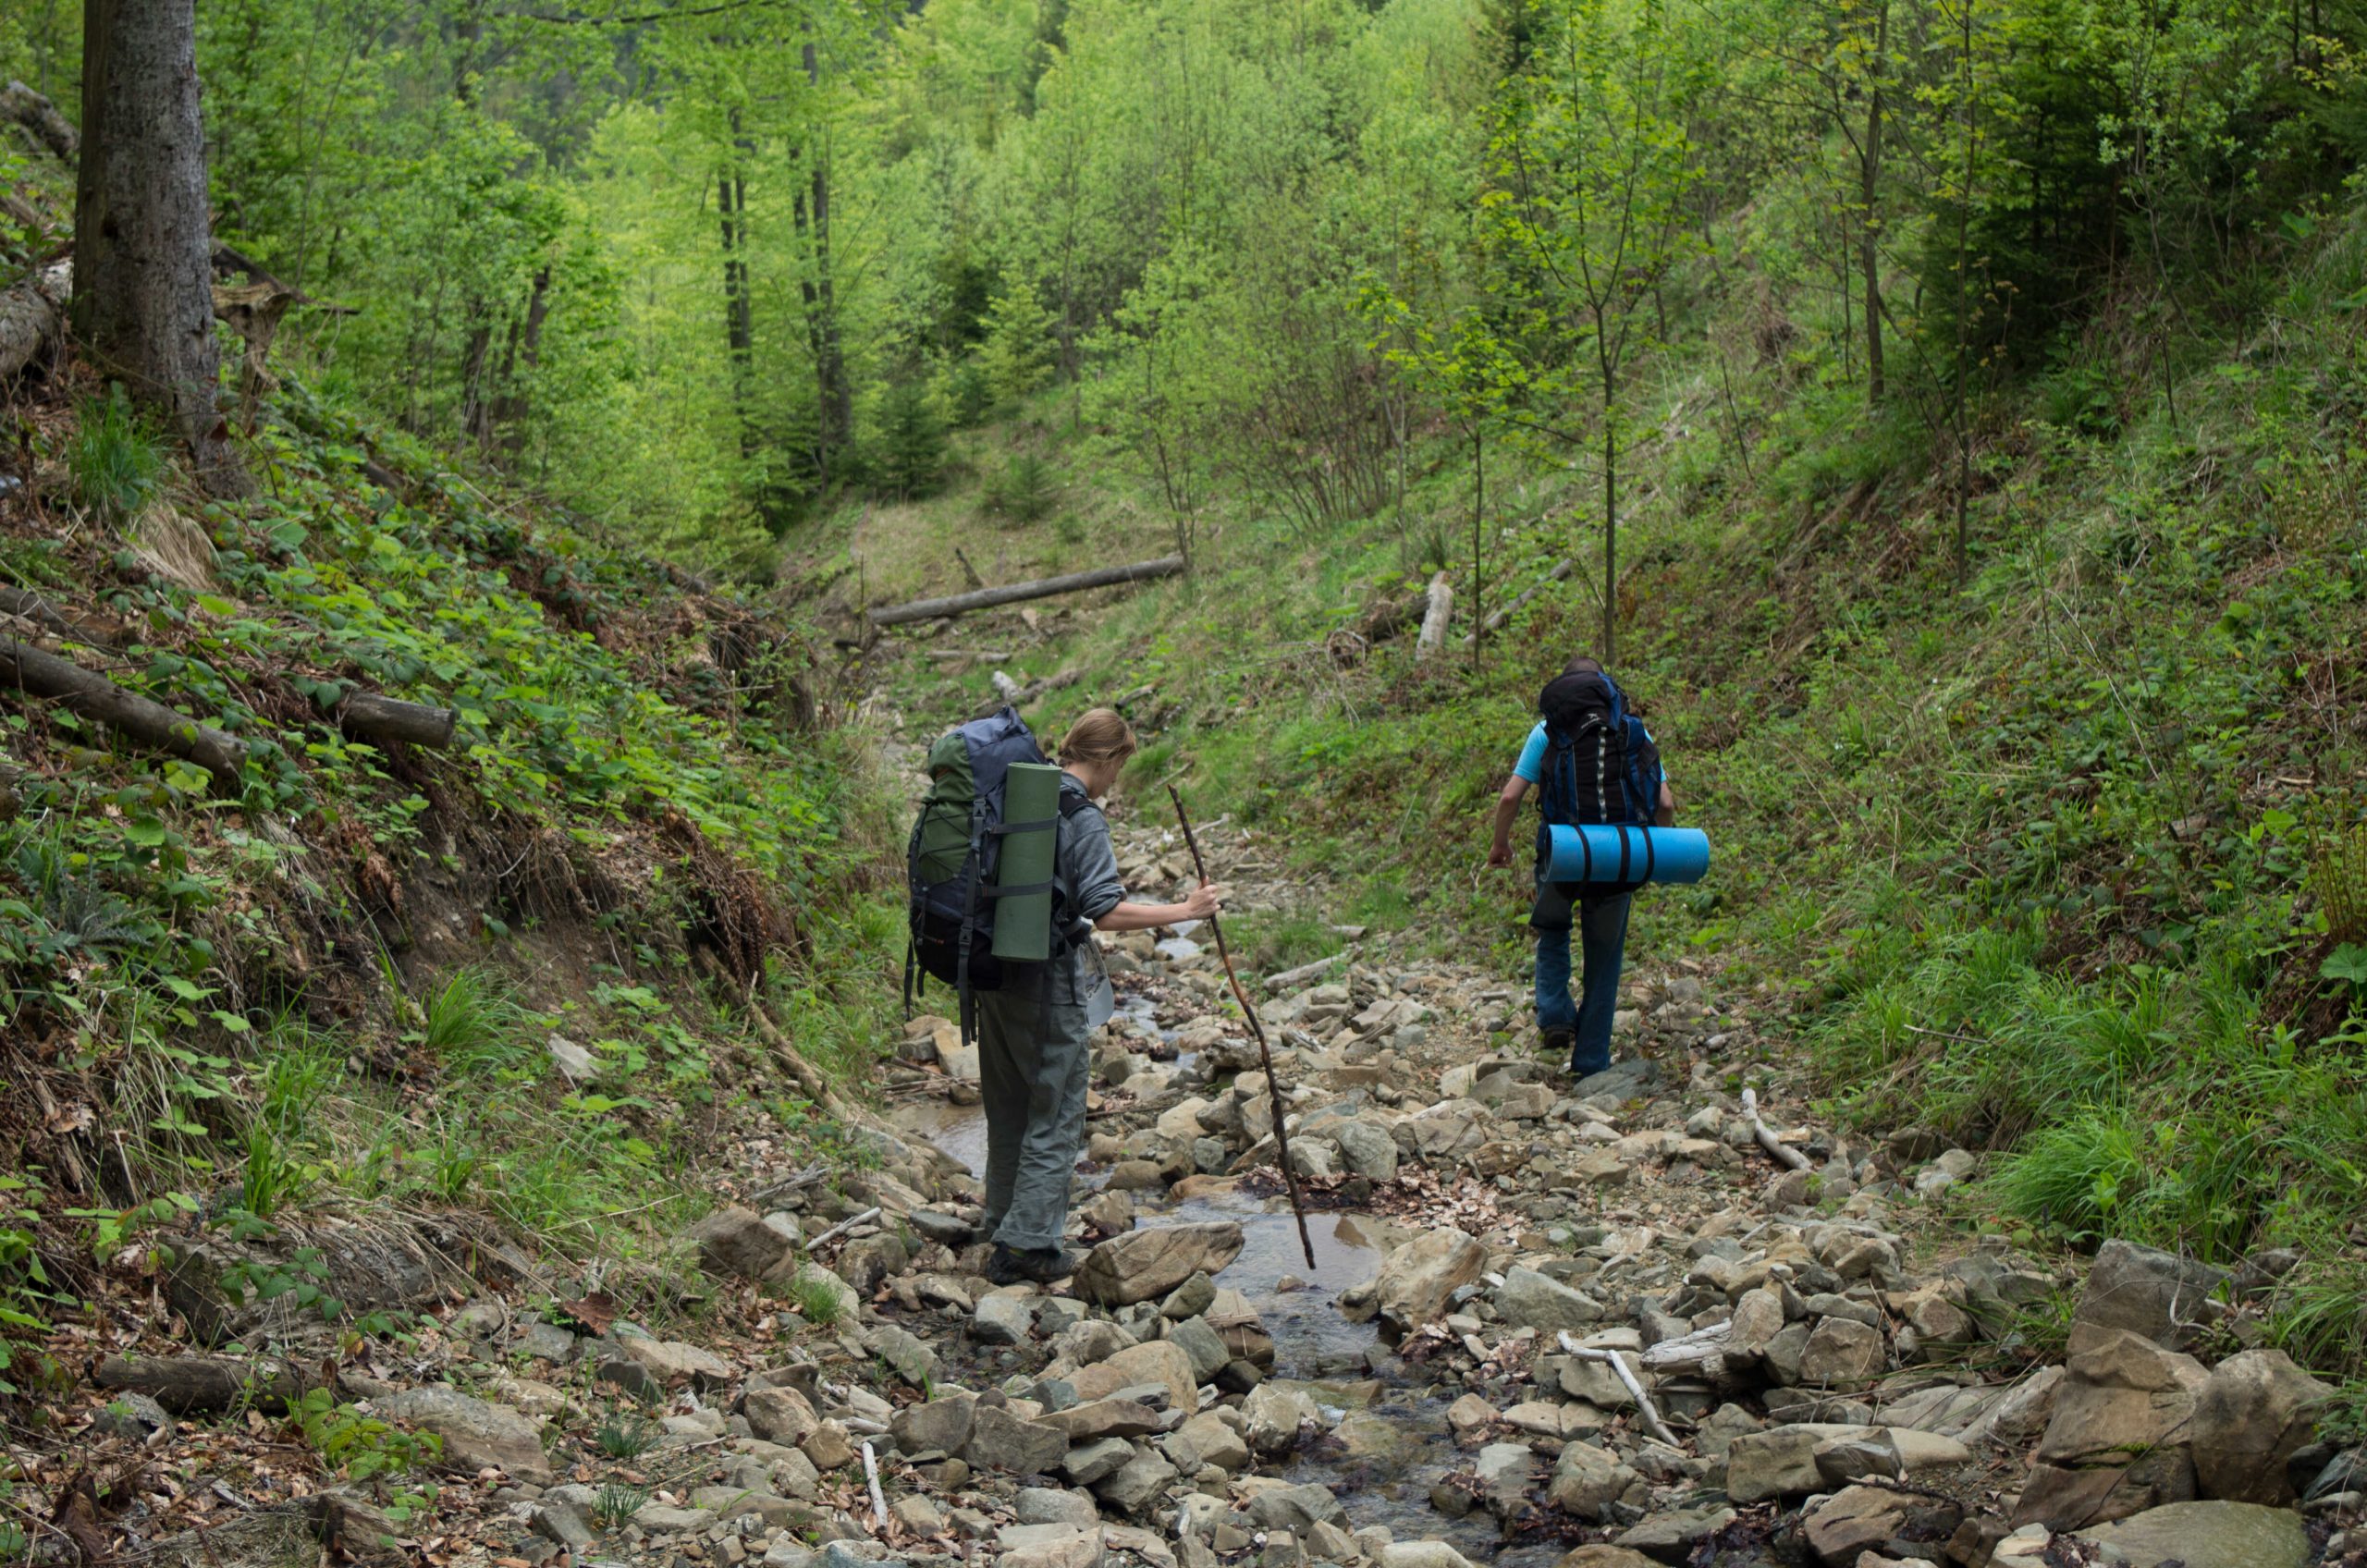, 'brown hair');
1059,707,1138,769
1563,655,1604,677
